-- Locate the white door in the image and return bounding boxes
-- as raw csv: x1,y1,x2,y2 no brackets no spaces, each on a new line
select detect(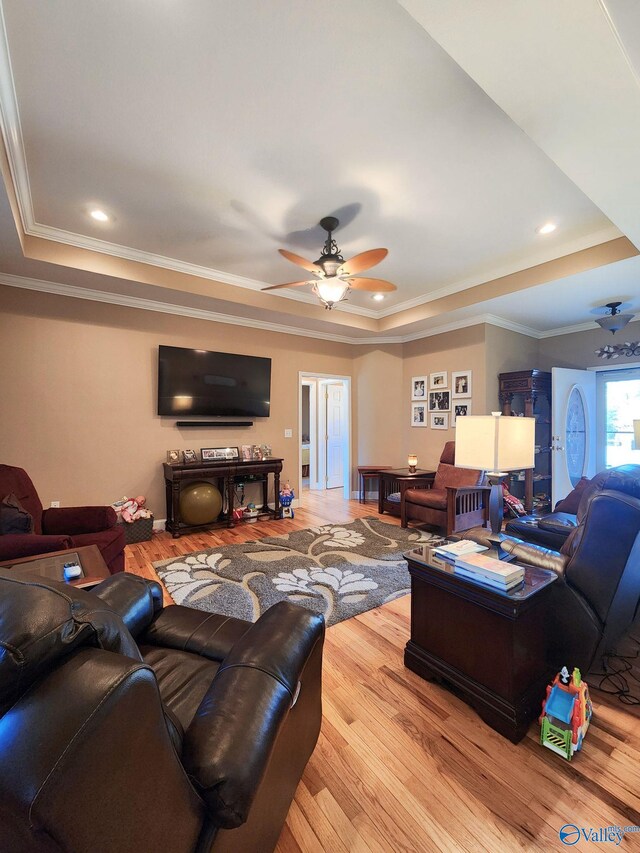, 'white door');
551,367,596,505
324,382,346,489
